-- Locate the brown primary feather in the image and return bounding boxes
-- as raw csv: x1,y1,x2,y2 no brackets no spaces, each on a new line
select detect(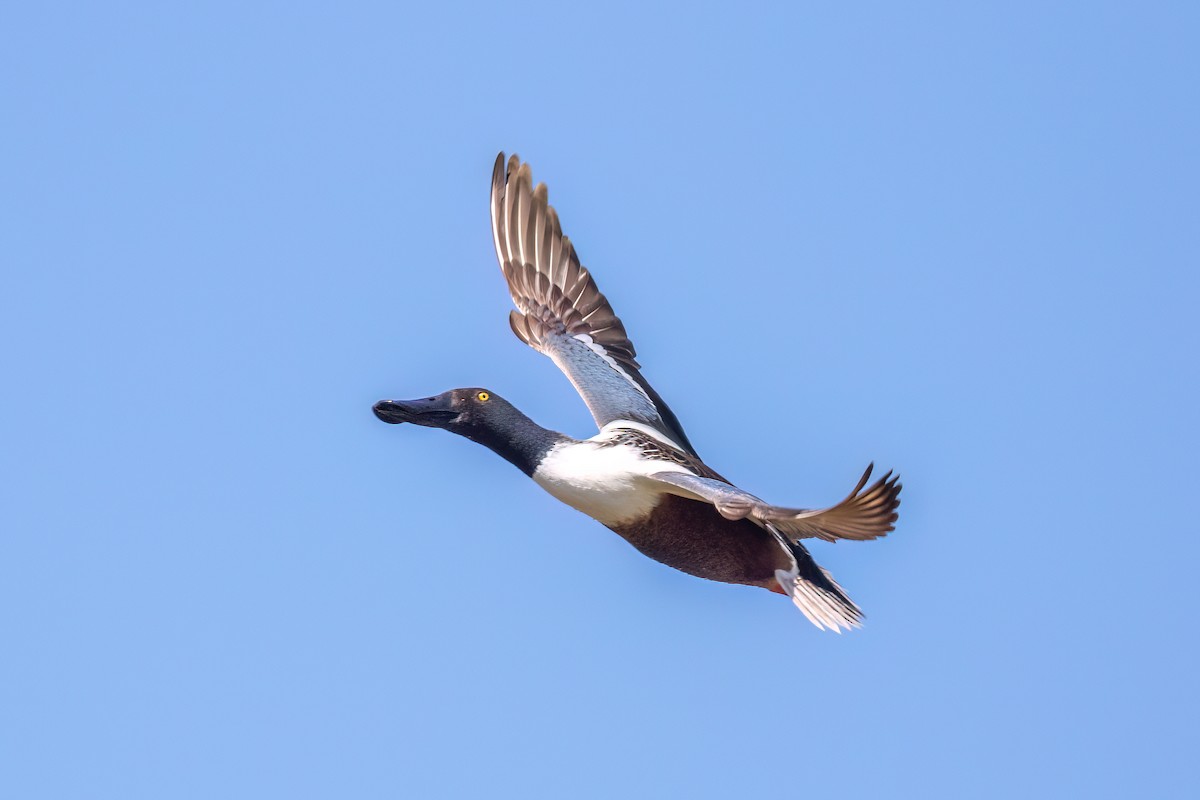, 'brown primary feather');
764,463,903,543
491,153,639,367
